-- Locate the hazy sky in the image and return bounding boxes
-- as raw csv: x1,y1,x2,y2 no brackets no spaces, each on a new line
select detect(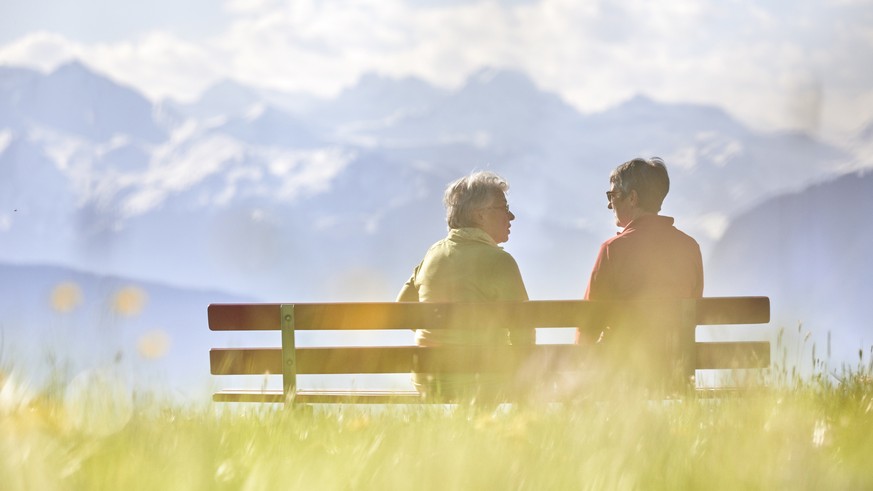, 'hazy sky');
1,0,872,143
